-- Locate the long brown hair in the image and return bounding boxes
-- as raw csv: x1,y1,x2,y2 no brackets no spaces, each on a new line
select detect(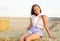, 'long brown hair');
31,4,42,16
